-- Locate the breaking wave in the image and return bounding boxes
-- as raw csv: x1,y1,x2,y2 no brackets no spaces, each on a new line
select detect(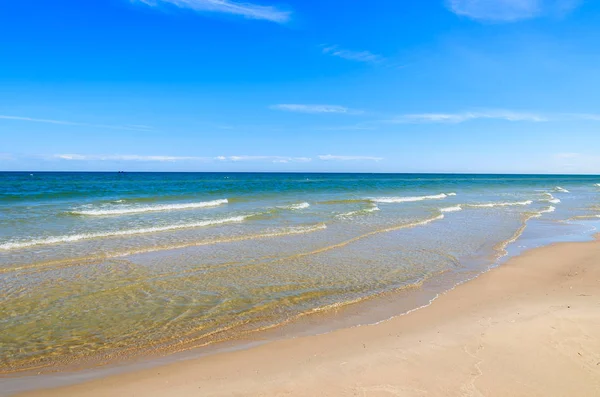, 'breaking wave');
532,206,556,218
70,199,229,216
337,205,381,218
541,193,561,204
440,205,463,213
278,202,310,210
0,215,249,250
370,193,456,204
467,200,533,208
